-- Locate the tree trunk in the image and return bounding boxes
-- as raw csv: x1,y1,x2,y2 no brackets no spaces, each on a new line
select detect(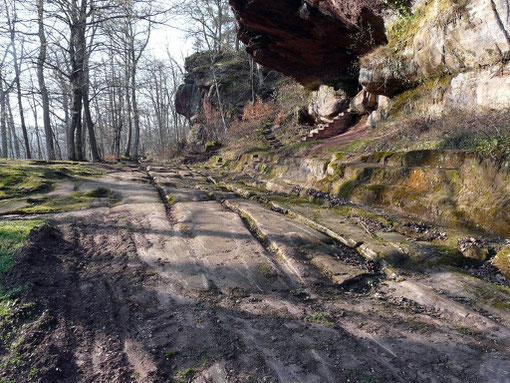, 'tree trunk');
68,0,88,161
12,53,31,159
124,62,133,157
8,7,31,158
6,95,20,158
131,66,141,160
36,0,56,160
0,73,7,158
83,91,101,162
